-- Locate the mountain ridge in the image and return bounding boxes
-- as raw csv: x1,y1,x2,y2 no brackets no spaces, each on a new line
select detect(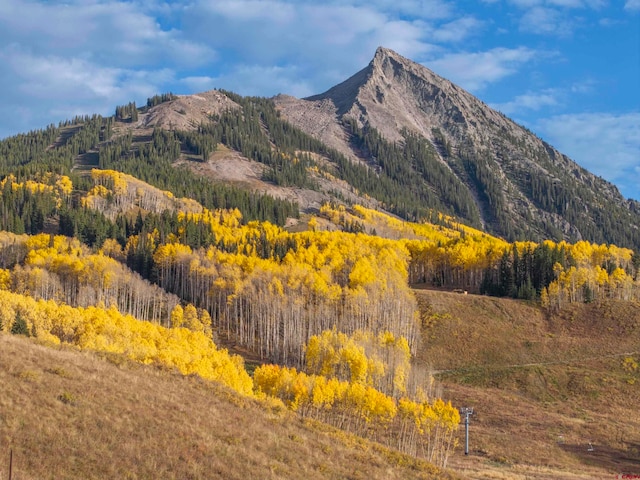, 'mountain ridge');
2,46,637,249
274,46,639,248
